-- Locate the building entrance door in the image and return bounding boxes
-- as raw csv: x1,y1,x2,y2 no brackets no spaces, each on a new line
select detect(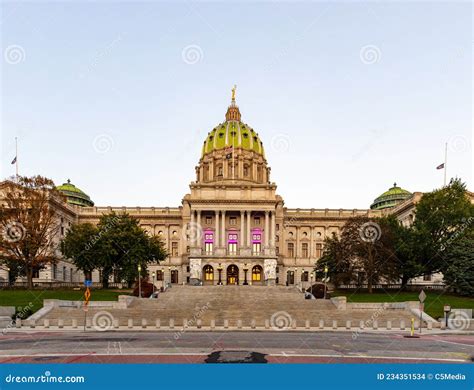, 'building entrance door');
226,264,239,285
